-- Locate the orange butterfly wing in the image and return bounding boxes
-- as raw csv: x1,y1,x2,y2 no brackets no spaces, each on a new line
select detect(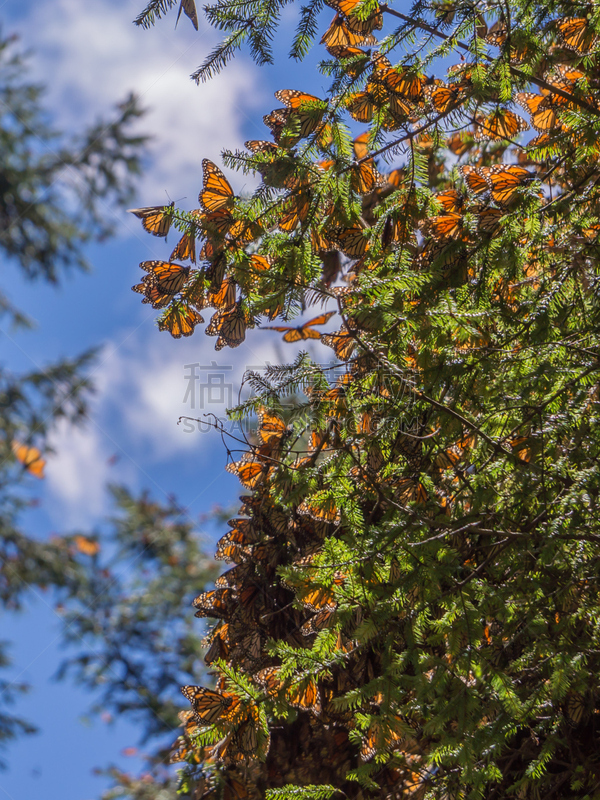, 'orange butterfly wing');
480,165,534,205
158,302,203,338
127,202,174,237
557,16,598,54
200,160,235,213
460,165,488,195
169,231,196,263
12,442,45,478
515,92,559,133
474,109,529,141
